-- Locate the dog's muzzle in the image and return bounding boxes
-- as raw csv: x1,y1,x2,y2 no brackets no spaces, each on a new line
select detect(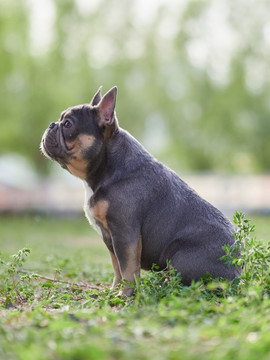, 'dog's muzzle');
41,124,60,159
